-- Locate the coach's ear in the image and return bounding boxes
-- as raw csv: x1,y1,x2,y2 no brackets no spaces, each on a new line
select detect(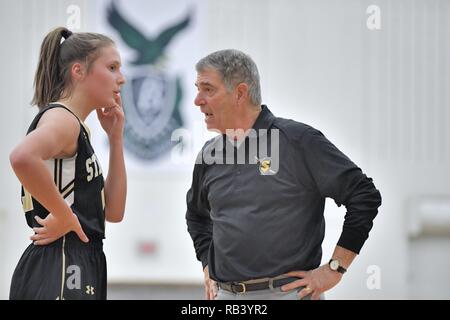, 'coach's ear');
235,83,249,106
